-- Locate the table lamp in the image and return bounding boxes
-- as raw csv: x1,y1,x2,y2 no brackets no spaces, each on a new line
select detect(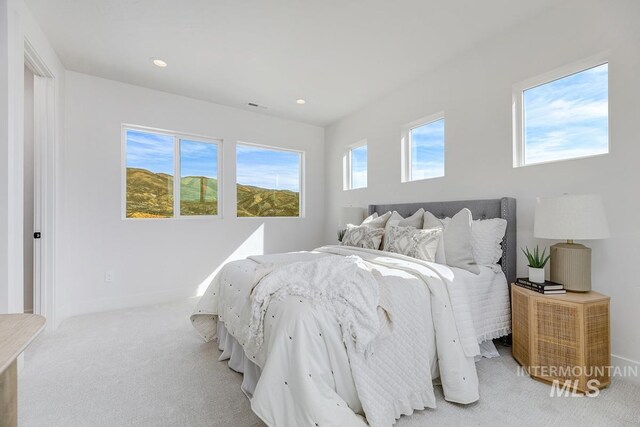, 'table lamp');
338,207,364,242
534,194,609,292
340,207,365,228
